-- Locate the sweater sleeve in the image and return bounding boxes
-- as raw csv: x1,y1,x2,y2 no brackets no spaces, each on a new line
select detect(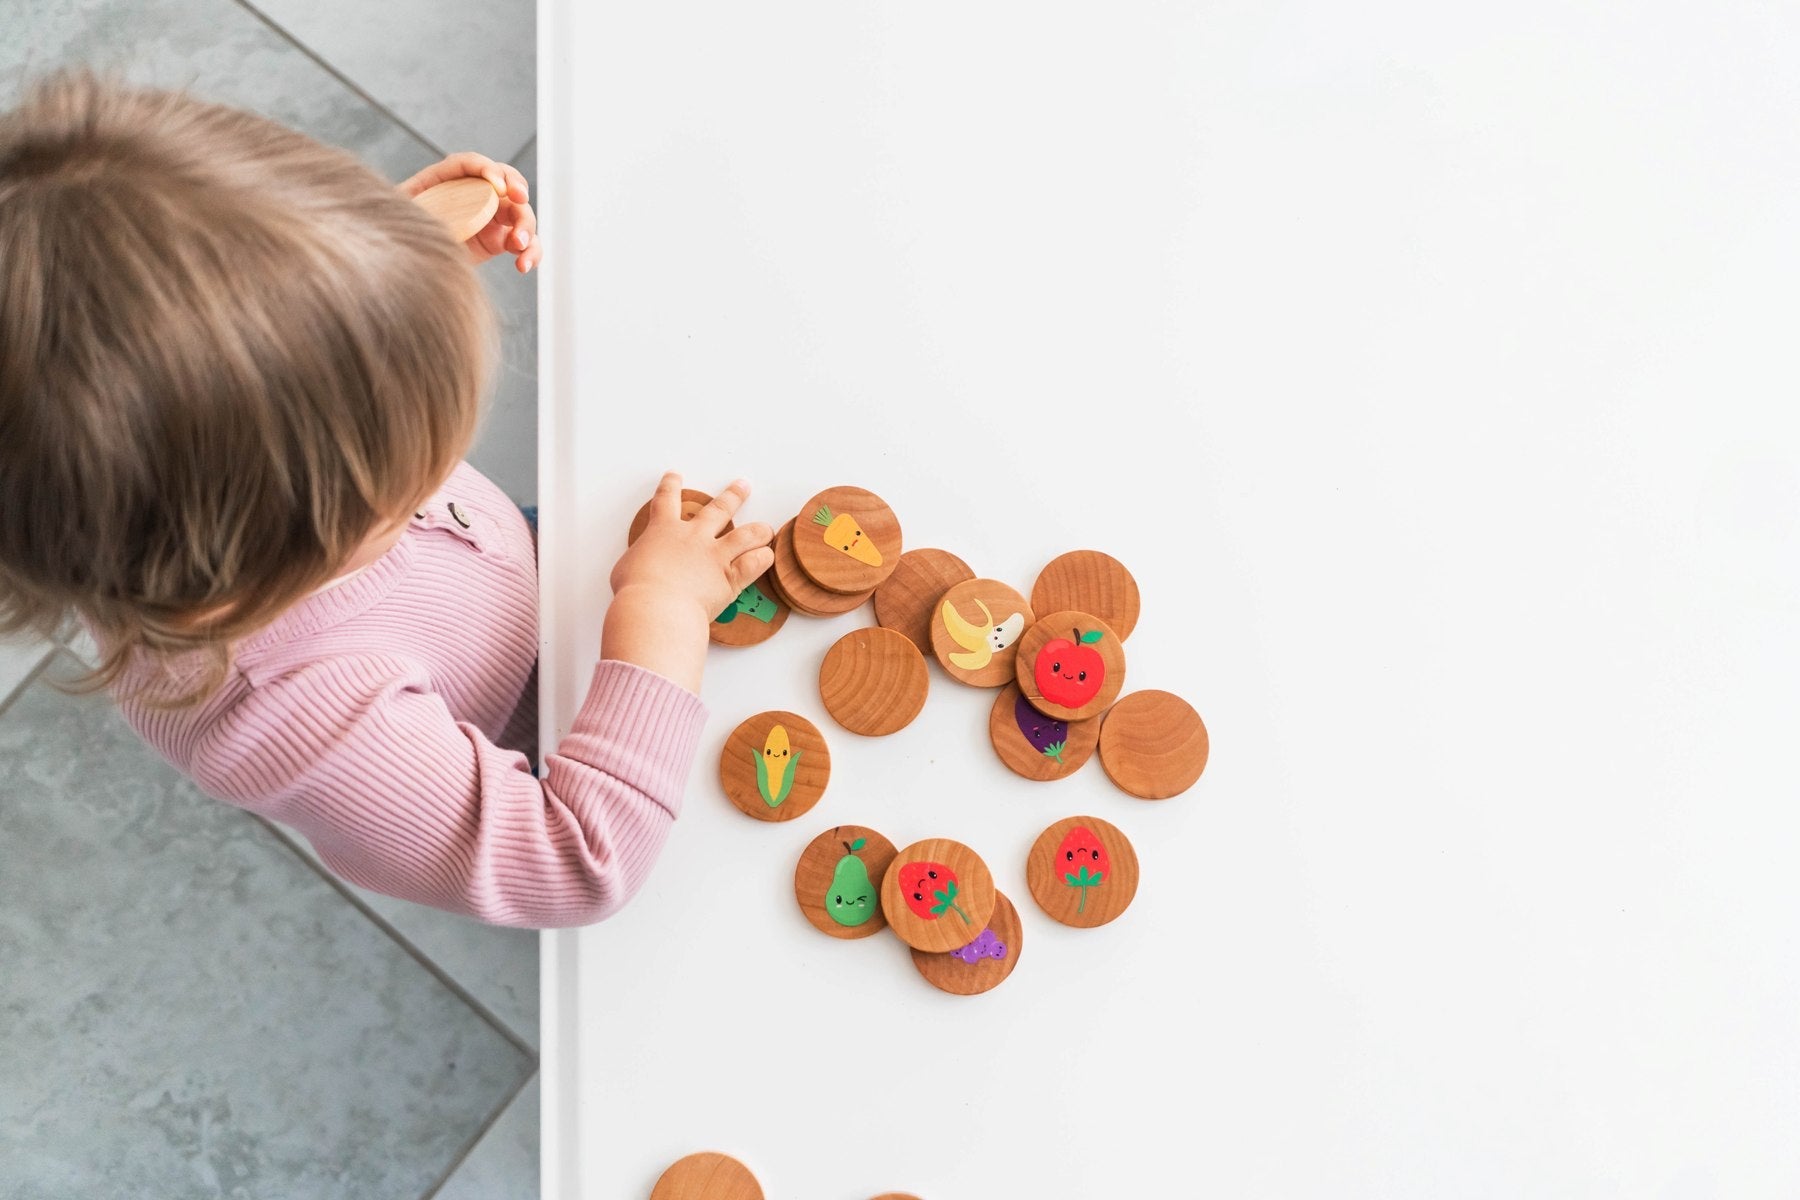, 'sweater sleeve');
186,656,707,928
